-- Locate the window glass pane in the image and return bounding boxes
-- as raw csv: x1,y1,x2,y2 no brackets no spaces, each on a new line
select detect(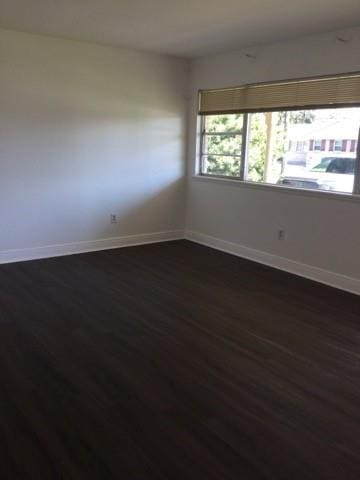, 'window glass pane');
204,134,242,156
202,155,240,177
246,107,360,193
205,114,243,133
314,139,322,151
246,112,268,182
201,114,244,176
334,140,342,151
